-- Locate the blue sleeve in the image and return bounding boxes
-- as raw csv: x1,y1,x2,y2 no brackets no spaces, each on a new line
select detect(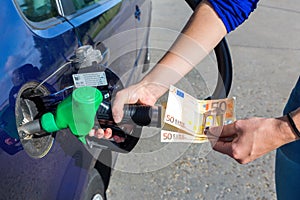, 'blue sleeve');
207,0,259,33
